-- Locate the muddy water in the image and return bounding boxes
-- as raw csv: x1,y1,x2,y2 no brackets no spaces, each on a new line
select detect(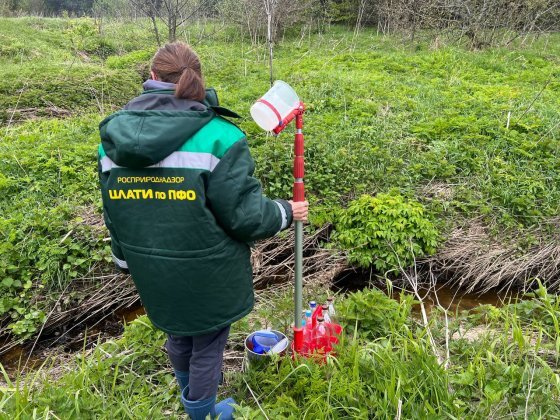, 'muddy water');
115,304,146,323
401,283,520,314
0,304,147,378
332,270,521,312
